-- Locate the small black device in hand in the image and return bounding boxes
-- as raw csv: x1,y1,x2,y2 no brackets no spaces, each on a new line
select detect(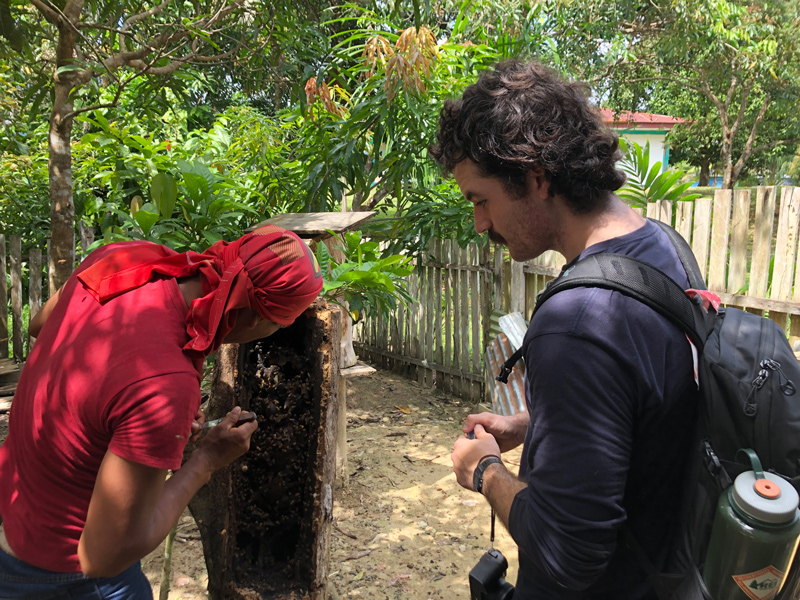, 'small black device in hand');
469,548,515,600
